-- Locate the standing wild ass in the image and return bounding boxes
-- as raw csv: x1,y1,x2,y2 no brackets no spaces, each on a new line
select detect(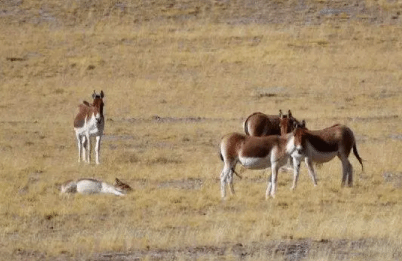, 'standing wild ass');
287,122,364,189
219,132,298,199
60,178,132,196
74,90,105,164
243,110,299,136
